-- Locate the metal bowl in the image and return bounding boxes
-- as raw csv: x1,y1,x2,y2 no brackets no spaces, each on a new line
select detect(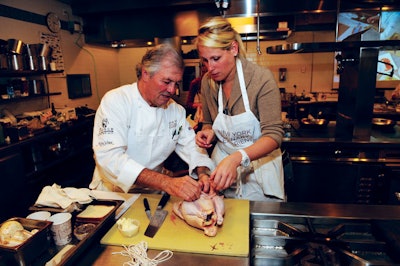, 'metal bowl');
300,118,329,127
372,118,395,128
